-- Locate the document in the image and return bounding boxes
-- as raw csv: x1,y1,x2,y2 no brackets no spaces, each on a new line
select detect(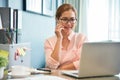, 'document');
7,75,67,80
0,14,3,29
